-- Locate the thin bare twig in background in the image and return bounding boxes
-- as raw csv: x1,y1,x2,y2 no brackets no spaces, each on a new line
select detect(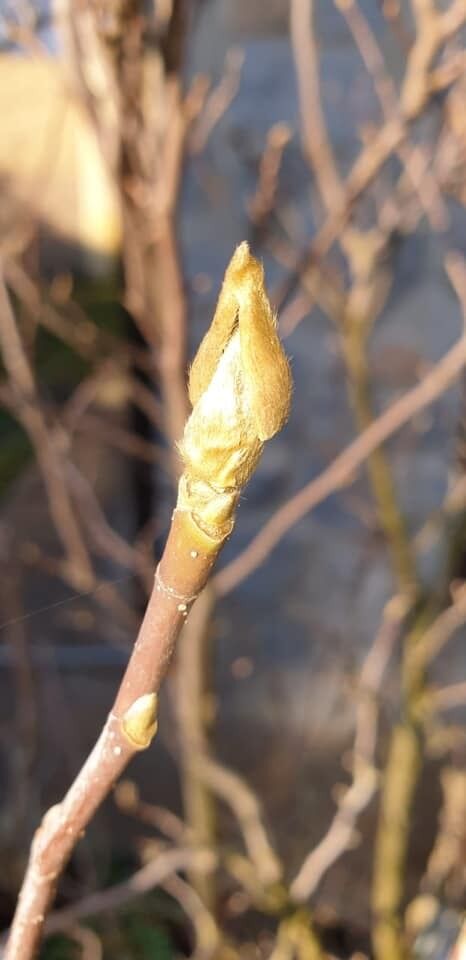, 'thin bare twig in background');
0,268,93,589
338,0,448,231
114,780,188,841
1,2,466,957
65,463,153,593
195,753,283,890
189,46,245,156
401,0,466,118
216,320,466,595
161,872,222,960
248,123,292,228
290,594,410,903
421,766,466,897
174,586,219,909
68,925,102,960
276,0,466,315
371,256,466,960
411,581,466,669
0,550,39,883
430,681,466,712
44,846,216,936
290,0,344,214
